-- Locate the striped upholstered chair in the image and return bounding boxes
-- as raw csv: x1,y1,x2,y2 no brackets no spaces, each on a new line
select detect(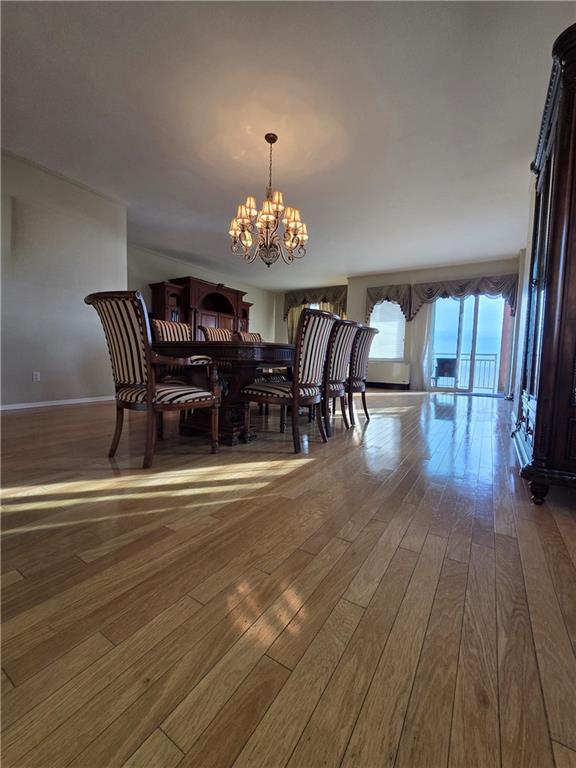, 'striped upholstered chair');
347,325,379,426
198,326,234,342
151,319,192,343
150,319,192,383
234,331,263,342
241,308,337,453
322,319,361,436
85,291,220,468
